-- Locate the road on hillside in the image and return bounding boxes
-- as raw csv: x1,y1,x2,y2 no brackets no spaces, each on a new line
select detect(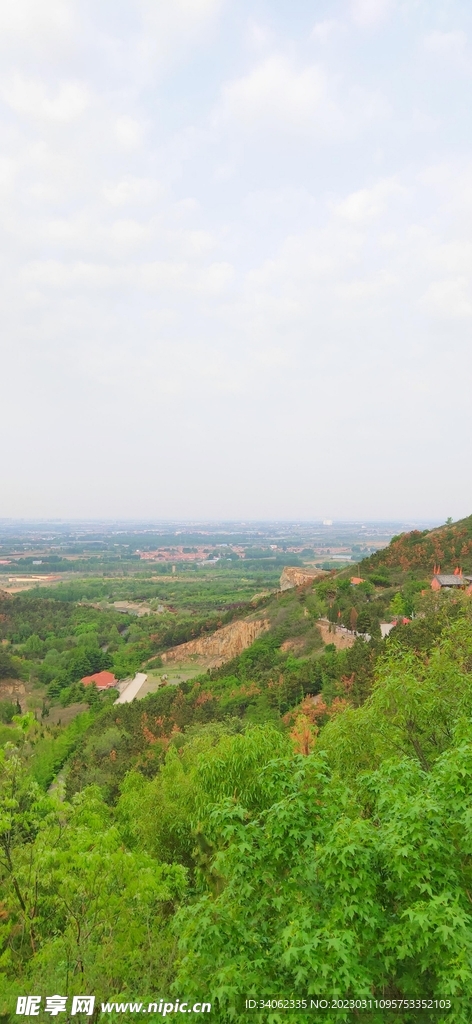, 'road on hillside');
114,672,147,704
